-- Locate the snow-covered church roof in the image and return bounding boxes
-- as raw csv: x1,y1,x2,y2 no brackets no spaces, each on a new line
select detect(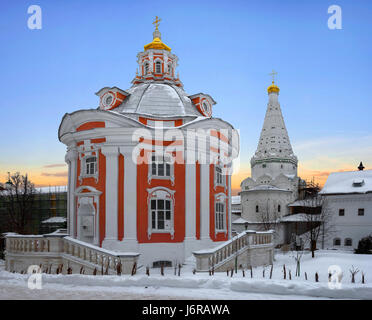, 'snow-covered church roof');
319,169,372,195
117,83,200,118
